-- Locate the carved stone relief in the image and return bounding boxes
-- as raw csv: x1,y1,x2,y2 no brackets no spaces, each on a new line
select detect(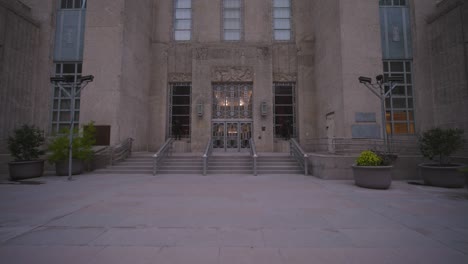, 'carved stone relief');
212,67,253,82
273,73,297,82
168,73,192,82
195,48,208,60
